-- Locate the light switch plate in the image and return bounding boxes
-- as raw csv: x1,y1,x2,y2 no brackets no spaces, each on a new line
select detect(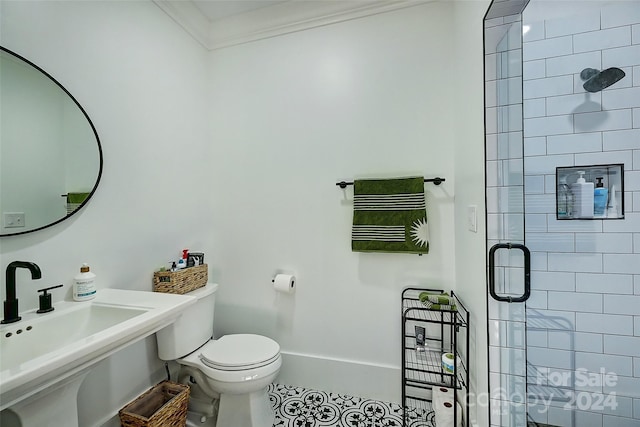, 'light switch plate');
3,212,25,228
467,205,477,232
